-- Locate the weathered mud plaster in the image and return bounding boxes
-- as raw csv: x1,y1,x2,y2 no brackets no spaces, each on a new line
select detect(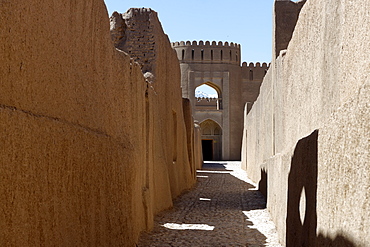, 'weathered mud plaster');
242,0,370,245
0,2,200,246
